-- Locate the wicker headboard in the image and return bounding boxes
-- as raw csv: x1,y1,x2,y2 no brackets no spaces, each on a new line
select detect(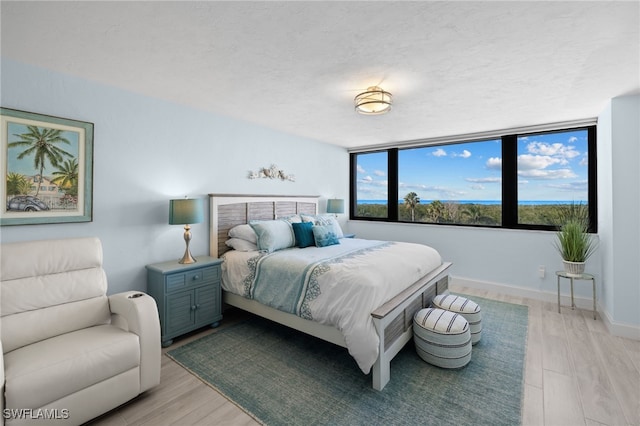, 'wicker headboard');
209,194,319,257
